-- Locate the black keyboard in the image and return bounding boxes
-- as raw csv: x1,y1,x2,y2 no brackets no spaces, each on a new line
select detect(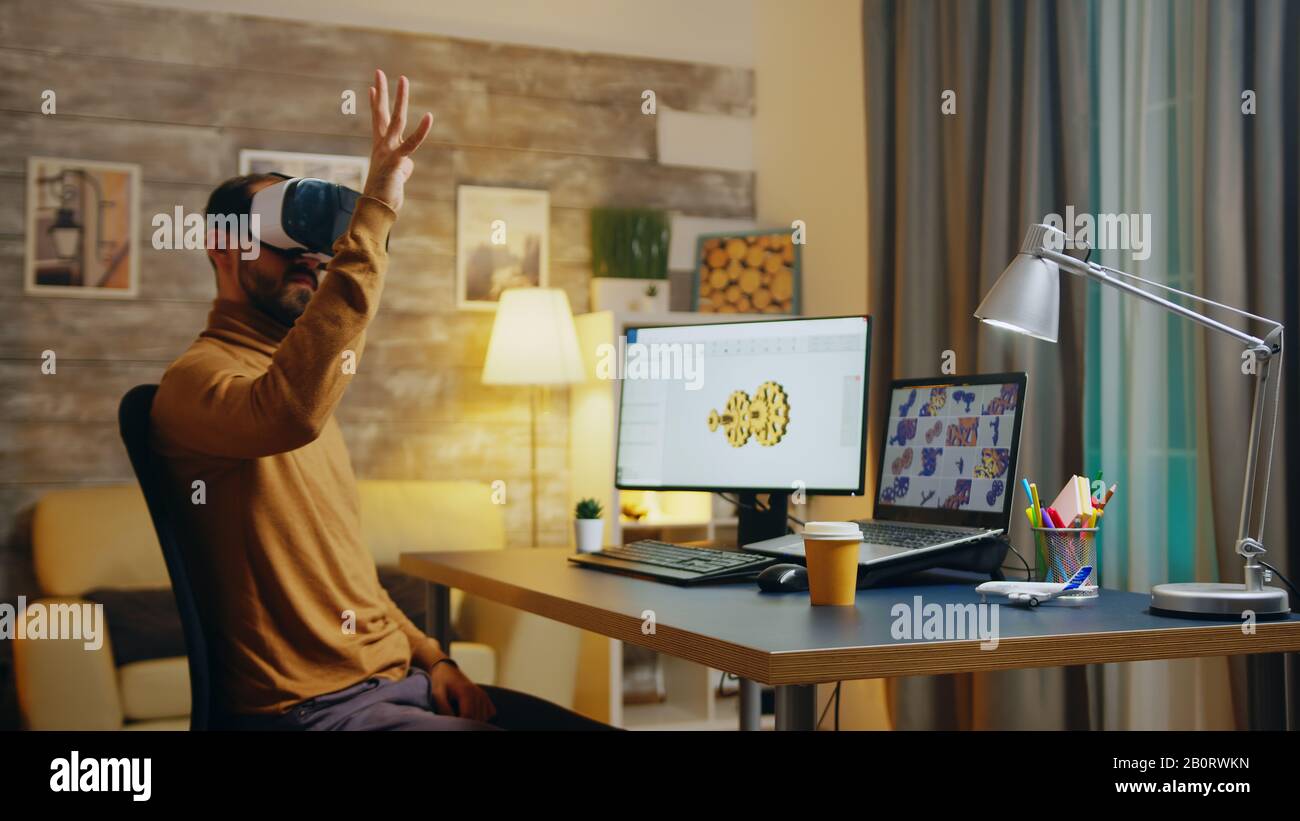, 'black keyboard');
859,522,977,550
568,540,777,585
